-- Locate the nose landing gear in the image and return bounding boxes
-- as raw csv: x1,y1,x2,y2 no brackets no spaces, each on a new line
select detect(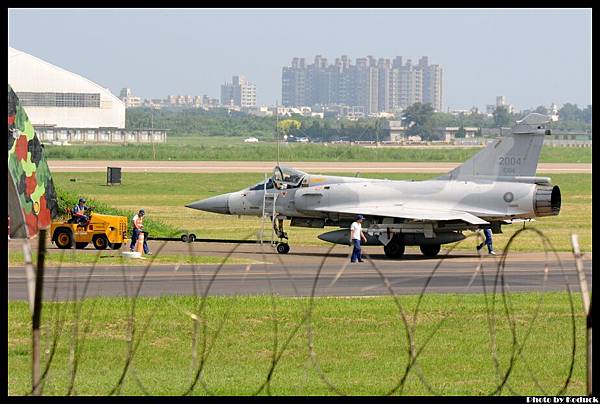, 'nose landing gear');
273,216,290,254
276,242,290,254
